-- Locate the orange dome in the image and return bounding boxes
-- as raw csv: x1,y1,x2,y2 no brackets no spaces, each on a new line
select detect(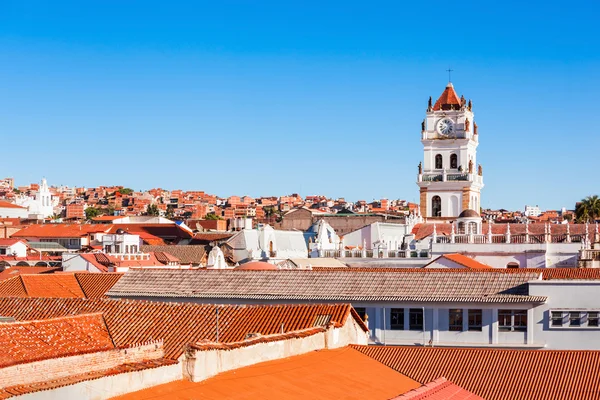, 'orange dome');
237,261,277,270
